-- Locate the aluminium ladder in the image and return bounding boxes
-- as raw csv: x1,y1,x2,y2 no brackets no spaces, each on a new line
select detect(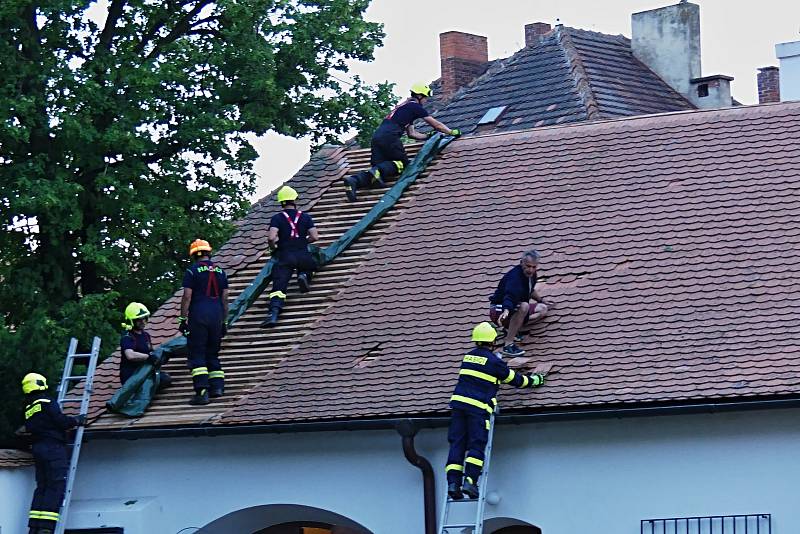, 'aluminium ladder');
54,336,101,534
439,410,497,534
